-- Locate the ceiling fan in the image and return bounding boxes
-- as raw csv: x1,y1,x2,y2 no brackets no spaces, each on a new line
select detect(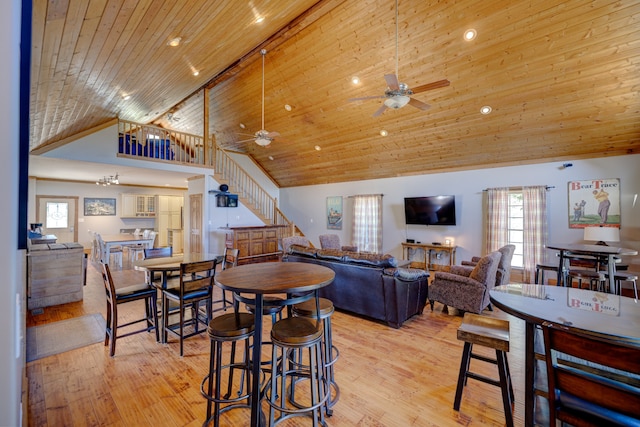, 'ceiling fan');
349,0,450,117
237,49,280,146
